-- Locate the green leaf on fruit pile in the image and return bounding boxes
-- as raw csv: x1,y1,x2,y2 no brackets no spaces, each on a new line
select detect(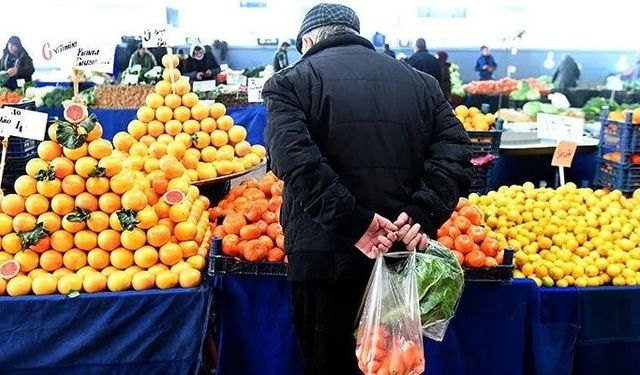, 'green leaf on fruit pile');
88,166,106,178
17,222,49,249
80,113,97,134
67,207,91,223
35,166,55,181
55,113,97,149
117,209,140,231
